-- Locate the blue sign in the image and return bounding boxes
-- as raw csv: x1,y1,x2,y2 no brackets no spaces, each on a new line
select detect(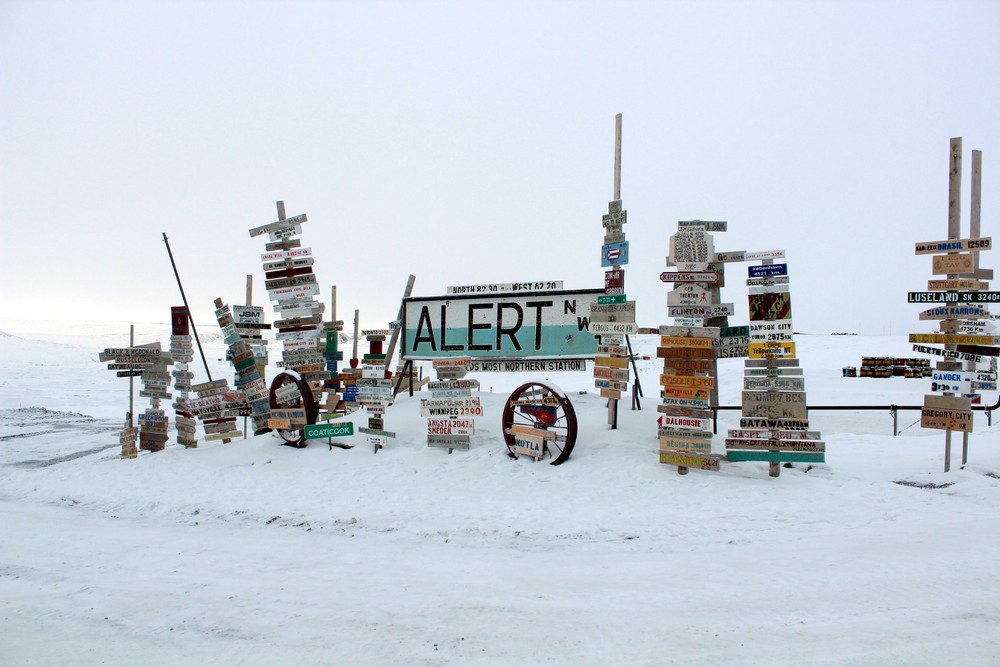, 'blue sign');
601,241,629,267
748,263,788,278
